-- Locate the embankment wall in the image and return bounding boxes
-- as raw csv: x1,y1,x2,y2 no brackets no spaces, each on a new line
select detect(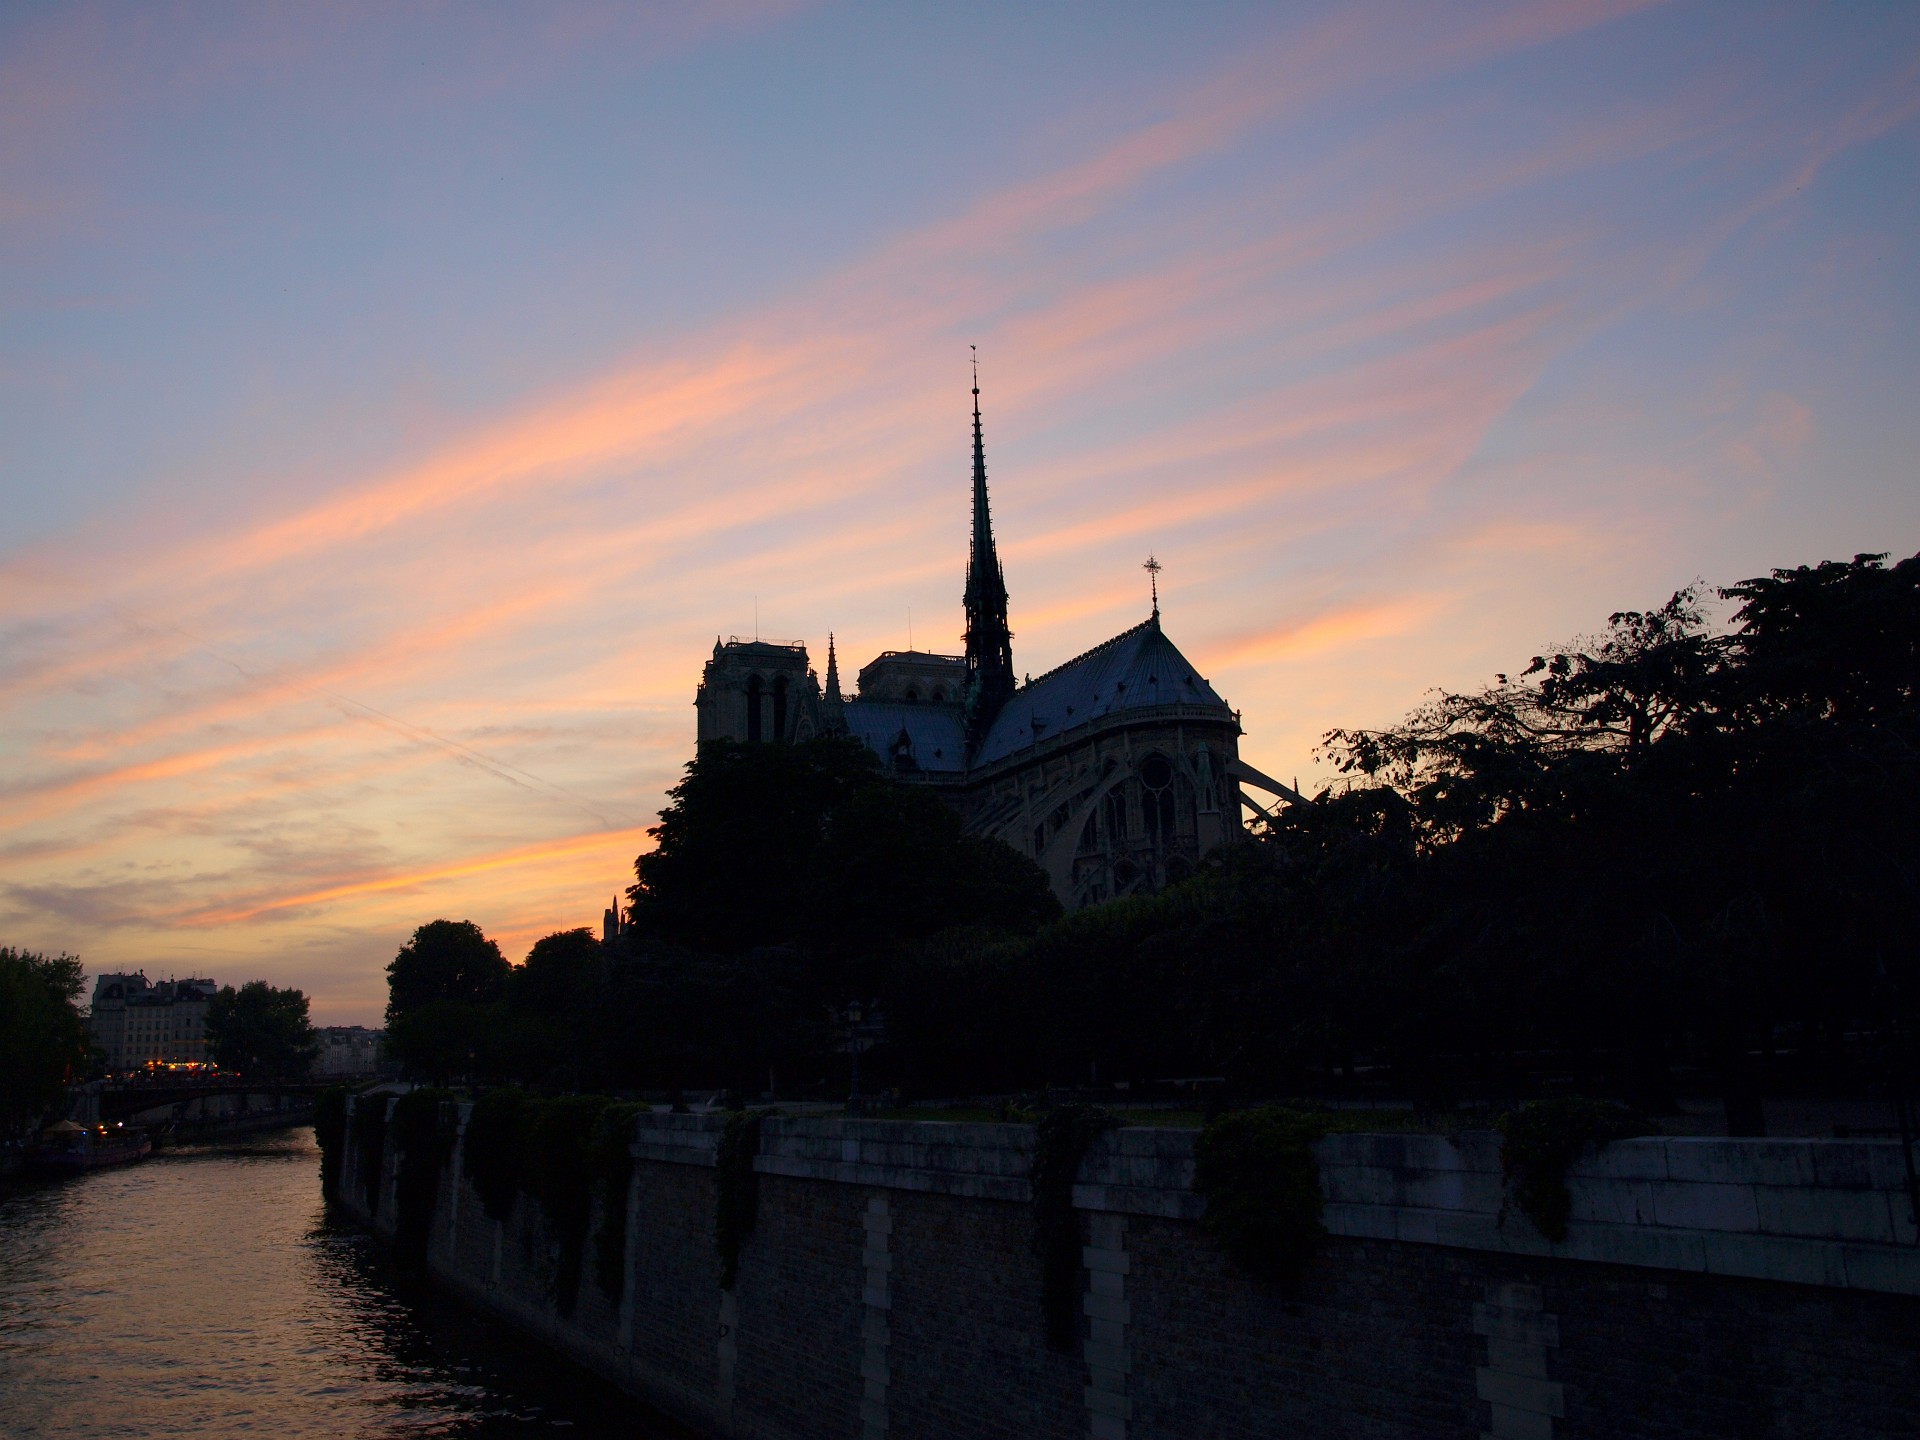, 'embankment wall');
335,1104,1920,1440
